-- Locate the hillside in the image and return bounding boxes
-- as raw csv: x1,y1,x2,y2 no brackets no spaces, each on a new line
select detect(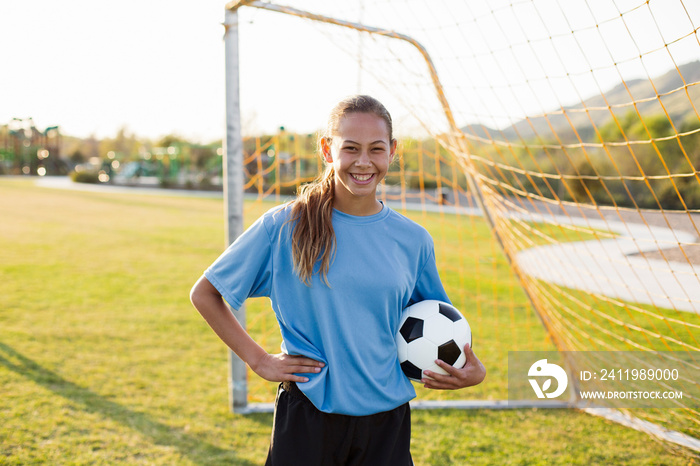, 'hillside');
462,60,700,144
